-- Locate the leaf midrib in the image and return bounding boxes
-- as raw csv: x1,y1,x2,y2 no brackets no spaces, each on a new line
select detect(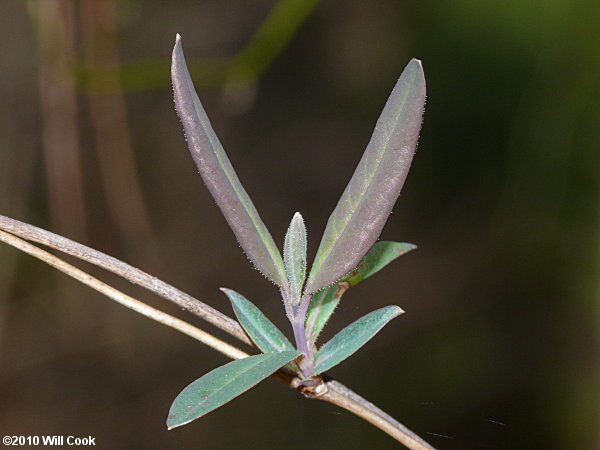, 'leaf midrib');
241,310,288,352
